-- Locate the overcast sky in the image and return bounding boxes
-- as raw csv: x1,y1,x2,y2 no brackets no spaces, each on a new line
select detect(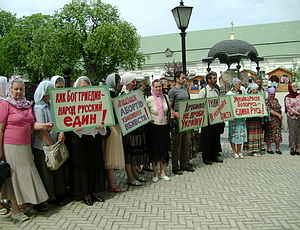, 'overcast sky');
1,0,300,37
